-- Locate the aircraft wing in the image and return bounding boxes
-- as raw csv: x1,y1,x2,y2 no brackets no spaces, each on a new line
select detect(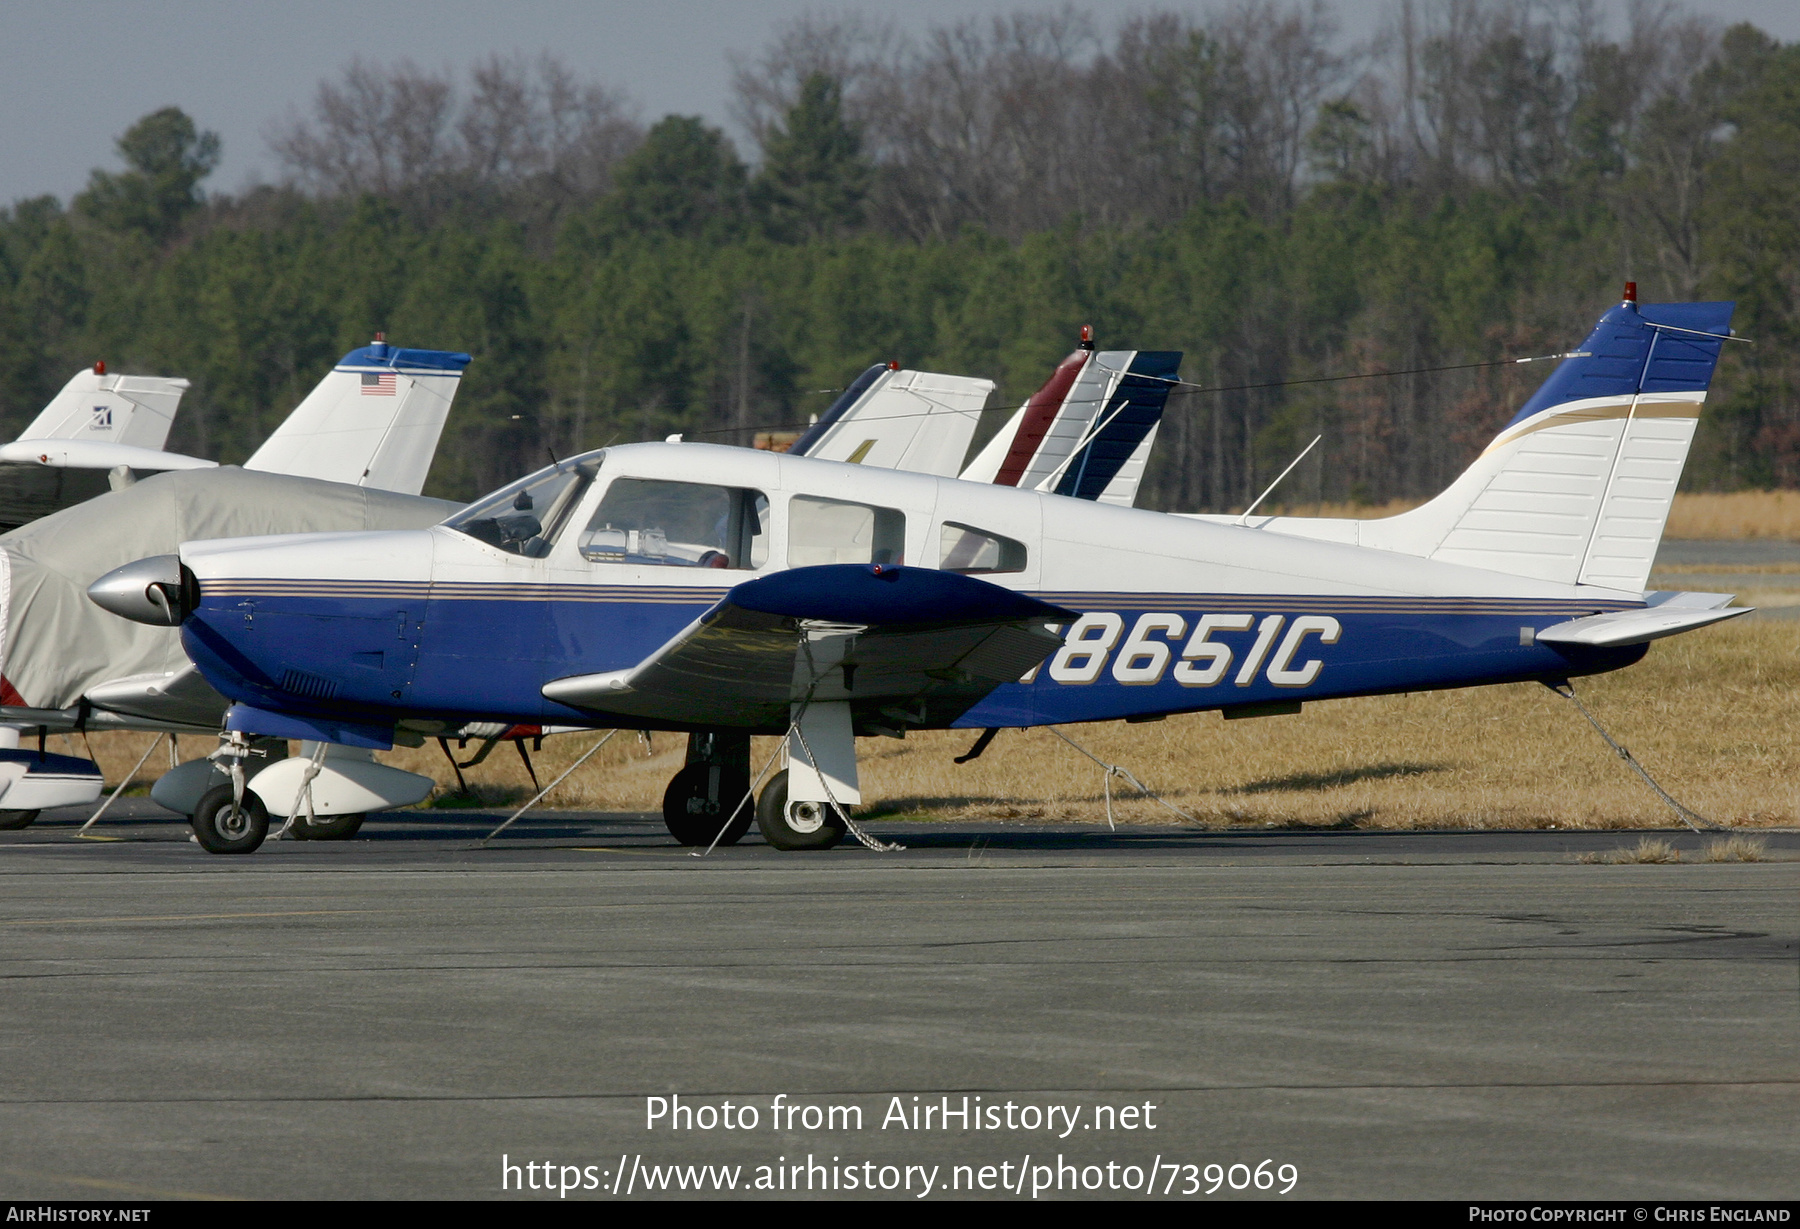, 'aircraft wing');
542,565,1074,729
83,662,229,728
